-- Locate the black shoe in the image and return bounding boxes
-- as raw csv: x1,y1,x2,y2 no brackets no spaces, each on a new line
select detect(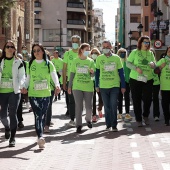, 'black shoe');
106,126,111,131
87,122,92,129
9,138,15,147
5,129,10,139
112,126,118,132
54,97,57,102
58,97,61,100
76,126,82,133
